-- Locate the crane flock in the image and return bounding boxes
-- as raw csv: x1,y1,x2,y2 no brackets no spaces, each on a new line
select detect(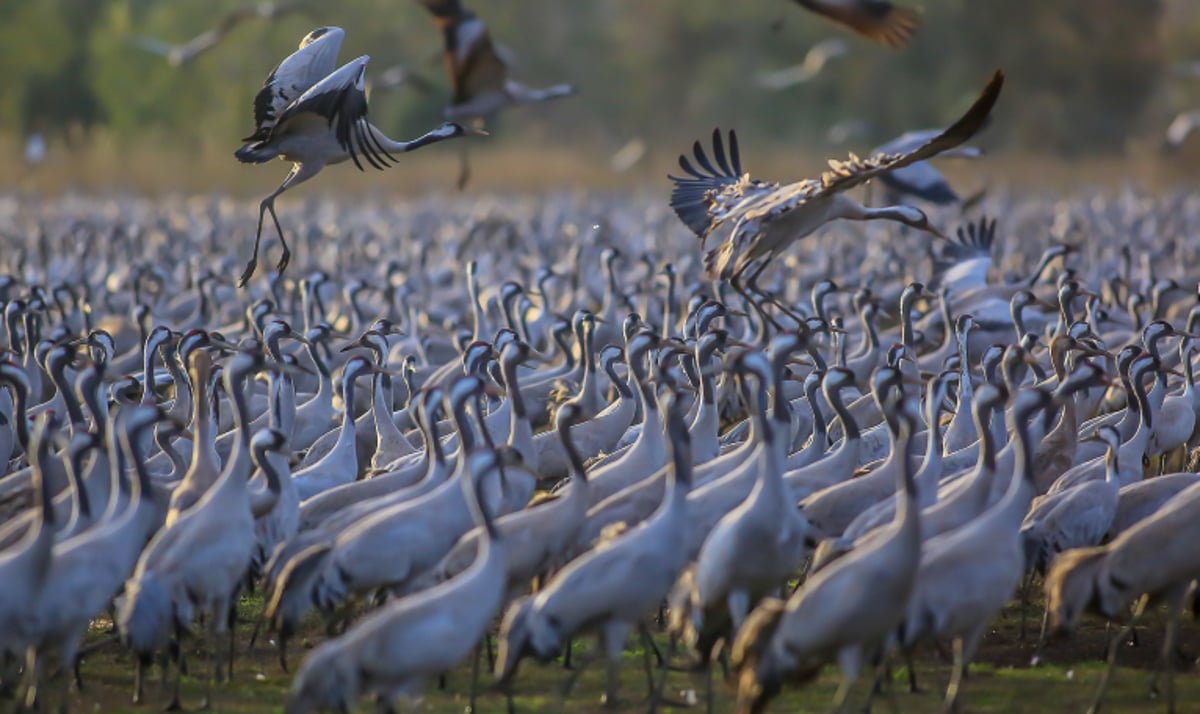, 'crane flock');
5,1,1200,714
